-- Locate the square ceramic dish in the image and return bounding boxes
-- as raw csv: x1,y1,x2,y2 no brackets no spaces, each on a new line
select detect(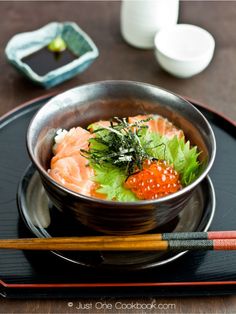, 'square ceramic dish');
5,22,99,88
